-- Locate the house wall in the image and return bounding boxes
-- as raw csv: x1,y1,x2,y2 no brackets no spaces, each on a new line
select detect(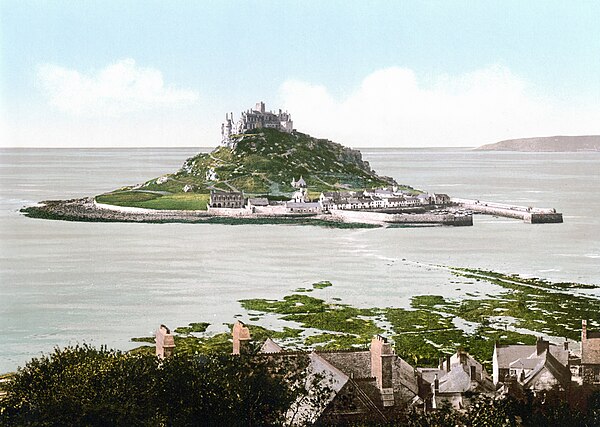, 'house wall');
529,368,561,391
